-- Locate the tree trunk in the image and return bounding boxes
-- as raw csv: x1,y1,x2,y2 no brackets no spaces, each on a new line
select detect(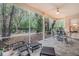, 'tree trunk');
2,4,7,38
8,5,15,36
52,20,56,29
